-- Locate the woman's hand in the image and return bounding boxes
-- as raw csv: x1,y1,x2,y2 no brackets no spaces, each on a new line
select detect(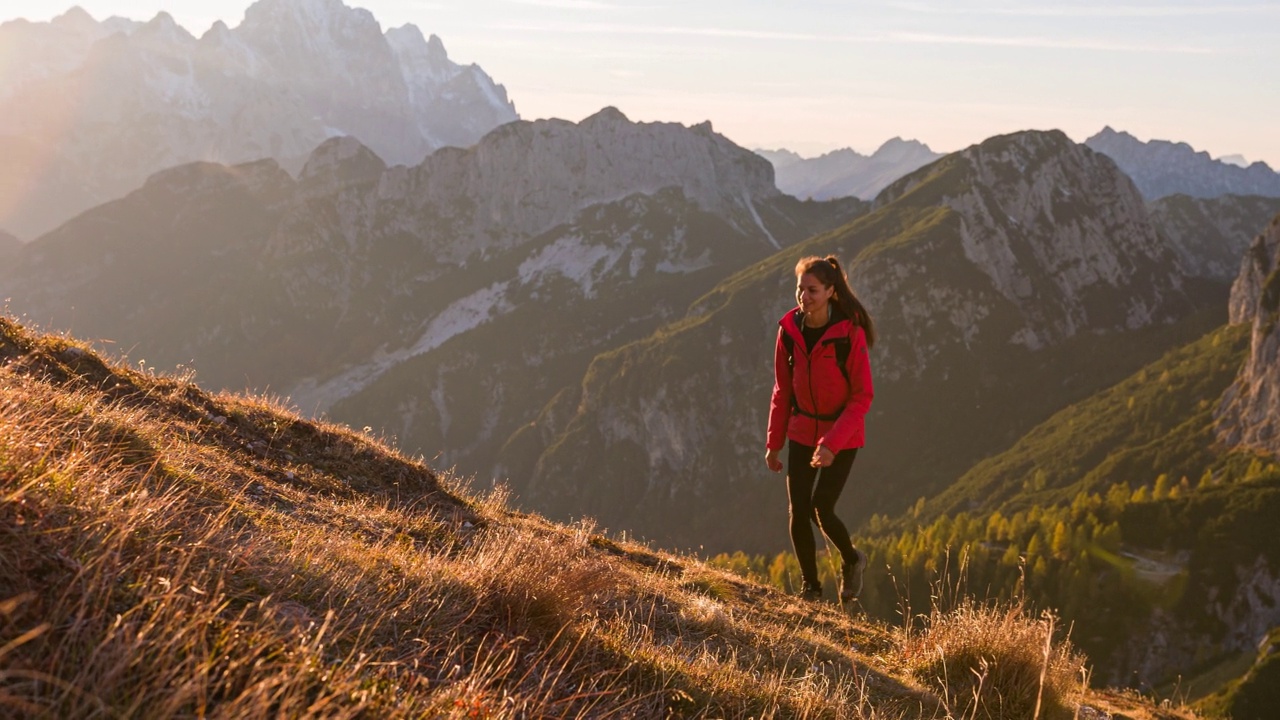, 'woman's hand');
765,448,782,473
811,445,835,468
